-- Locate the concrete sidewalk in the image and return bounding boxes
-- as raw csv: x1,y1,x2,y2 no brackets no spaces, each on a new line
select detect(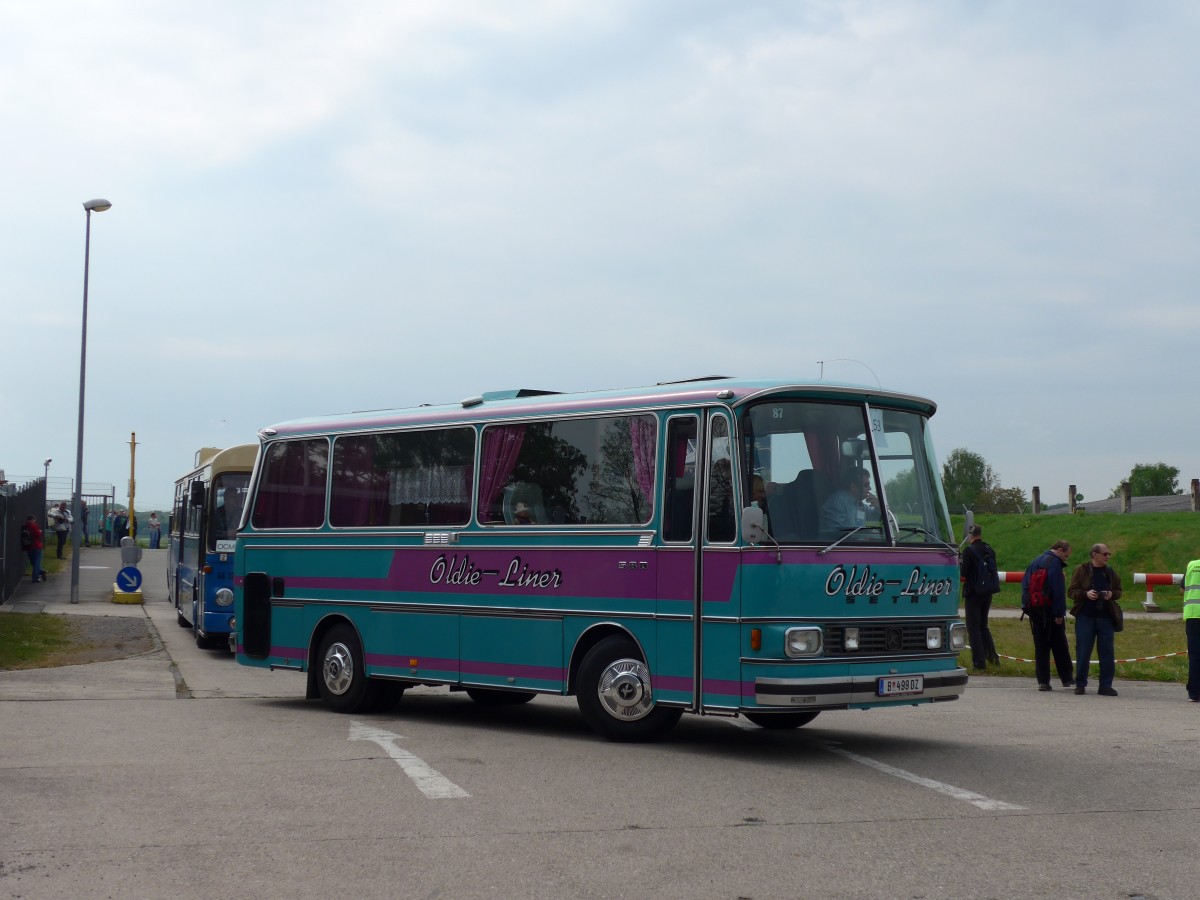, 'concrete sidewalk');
1,545,164,617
